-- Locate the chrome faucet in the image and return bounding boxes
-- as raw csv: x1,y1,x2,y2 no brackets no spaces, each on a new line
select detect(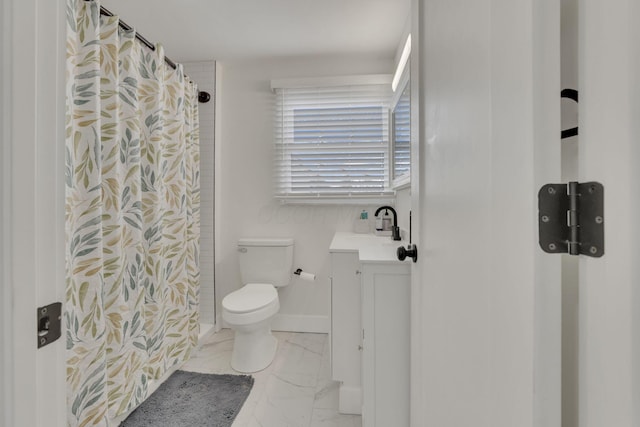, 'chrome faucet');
374,206,401,241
